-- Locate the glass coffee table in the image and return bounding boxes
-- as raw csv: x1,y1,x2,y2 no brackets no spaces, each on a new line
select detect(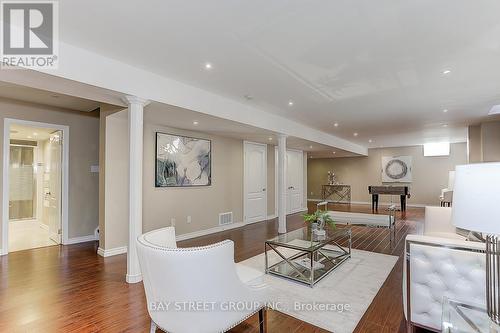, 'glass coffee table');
265,226,351,287
442,298,500,333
